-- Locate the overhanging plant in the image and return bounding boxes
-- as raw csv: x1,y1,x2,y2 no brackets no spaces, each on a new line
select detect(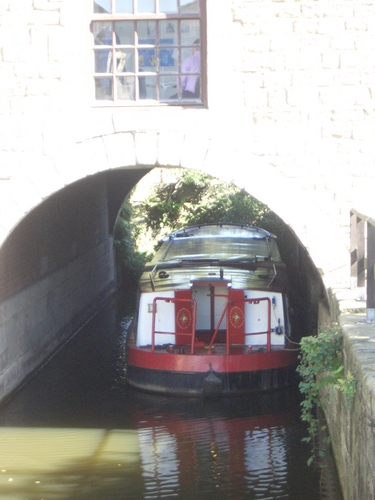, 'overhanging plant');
297,325,357,466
